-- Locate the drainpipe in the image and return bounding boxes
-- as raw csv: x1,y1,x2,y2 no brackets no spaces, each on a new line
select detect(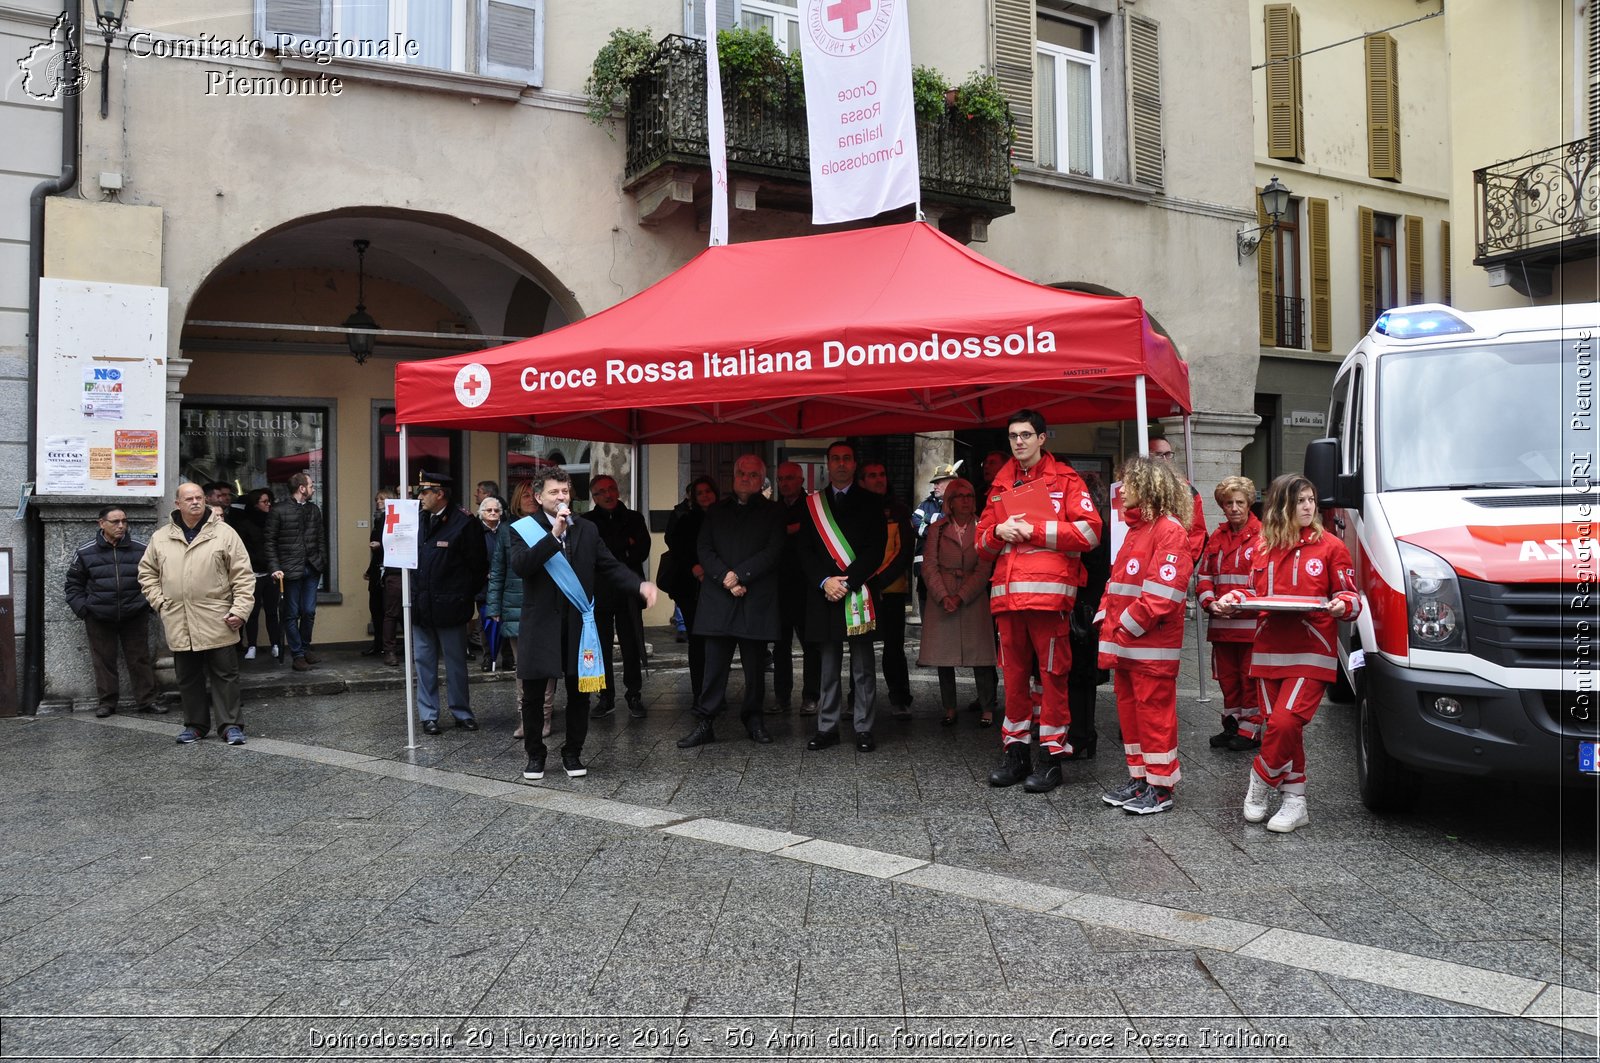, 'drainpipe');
23,0,82,714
